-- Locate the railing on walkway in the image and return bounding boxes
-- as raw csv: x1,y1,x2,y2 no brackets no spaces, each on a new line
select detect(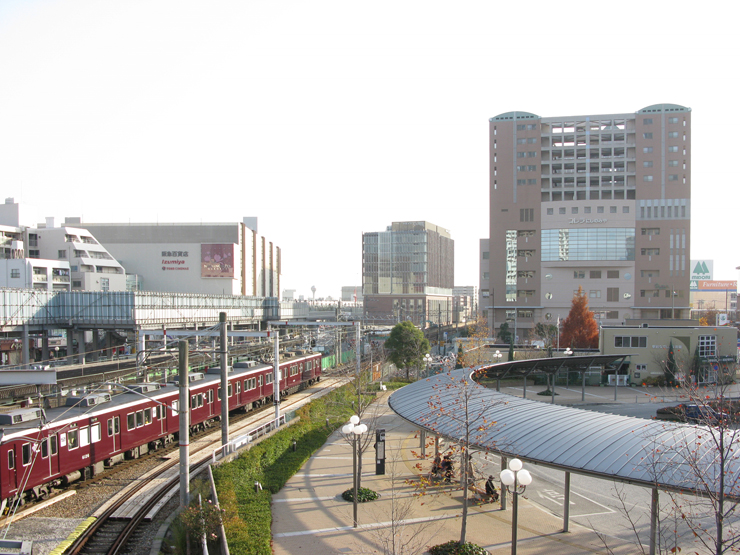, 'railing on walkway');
211,413,287,463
